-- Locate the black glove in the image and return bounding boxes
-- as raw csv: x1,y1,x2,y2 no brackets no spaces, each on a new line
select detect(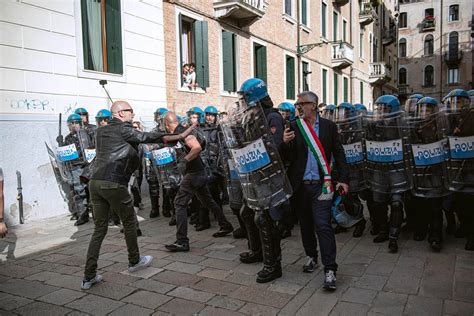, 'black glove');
56,135,64,146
